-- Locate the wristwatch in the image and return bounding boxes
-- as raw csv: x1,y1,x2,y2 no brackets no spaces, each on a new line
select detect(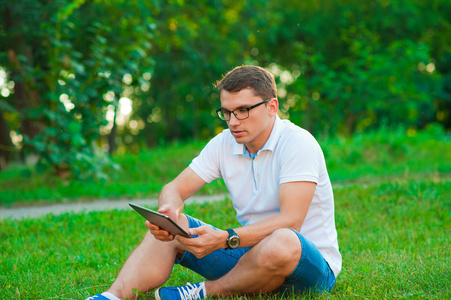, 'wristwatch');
226,228,240,249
